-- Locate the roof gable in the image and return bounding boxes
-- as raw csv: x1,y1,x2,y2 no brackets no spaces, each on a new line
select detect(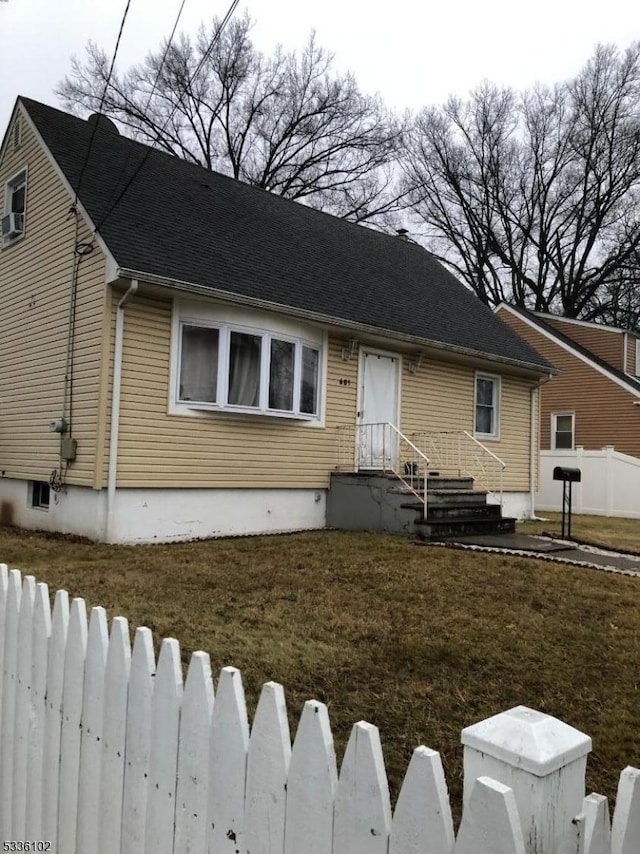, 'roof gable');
497,304,640,397
19,97,552,373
